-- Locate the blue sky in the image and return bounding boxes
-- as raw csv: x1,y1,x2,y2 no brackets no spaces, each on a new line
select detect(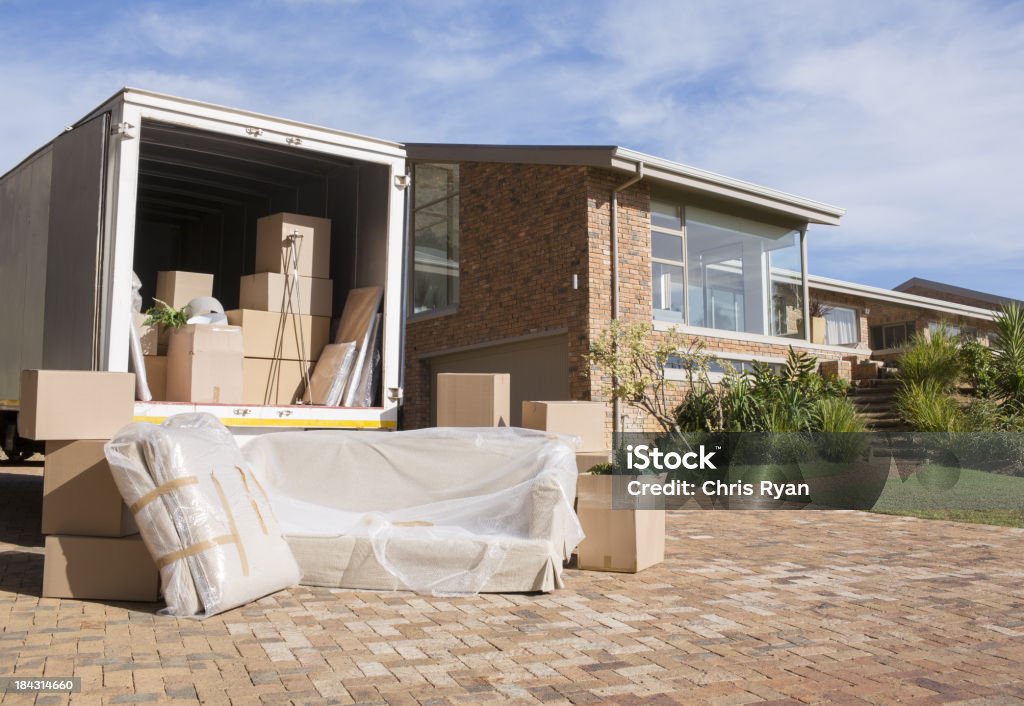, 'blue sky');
3,0,1023,297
